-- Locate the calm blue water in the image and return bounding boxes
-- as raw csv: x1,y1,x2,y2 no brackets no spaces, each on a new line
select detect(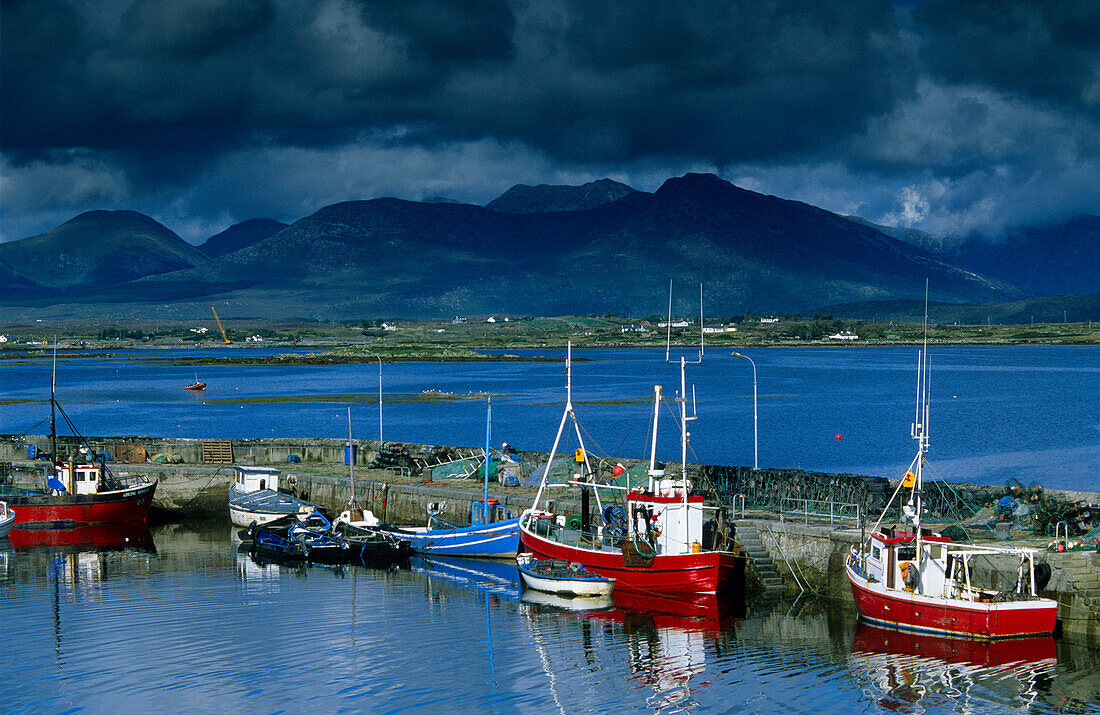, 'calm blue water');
2,523,1097,714
1,346,1098,491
